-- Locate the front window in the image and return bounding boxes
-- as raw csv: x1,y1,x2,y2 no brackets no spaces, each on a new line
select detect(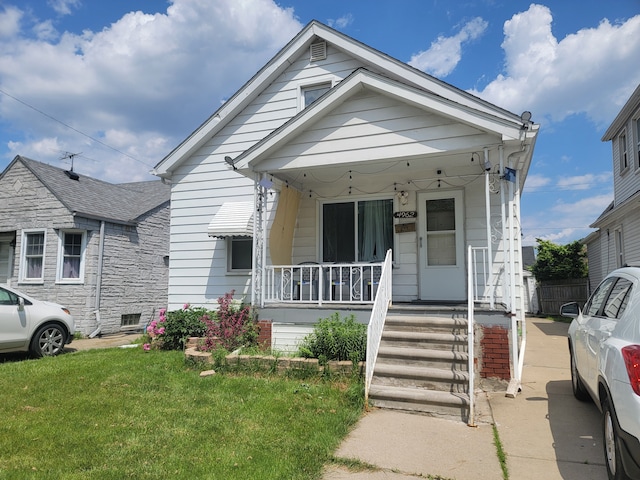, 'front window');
322,199,393,263
228,237,252,272
57,231,86,282
20,230,45,282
